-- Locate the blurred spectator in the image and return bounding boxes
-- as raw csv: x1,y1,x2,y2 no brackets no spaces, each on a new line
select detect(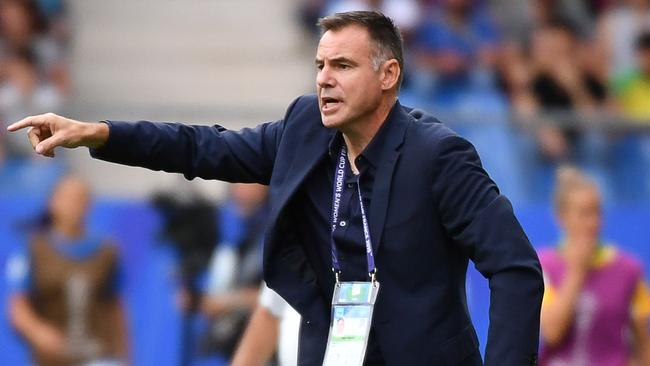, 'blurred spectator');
35,0,67,32
6,175,129,366
530,0,594,38
153,189,218,313
299,0,419,40
527,1,602,83
199,183,269,360
538,166,650,365
151,187,218,365
0,0,44,54
409,0,502,111
298,0,328,38
586,0,619,19
509,19,607,161
324,0,419,35
231,282,301,366
486,0,531,45
0,0,69,162
0,48,63,156
0,0,69,91
612,31,650,122
596,0,650,79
